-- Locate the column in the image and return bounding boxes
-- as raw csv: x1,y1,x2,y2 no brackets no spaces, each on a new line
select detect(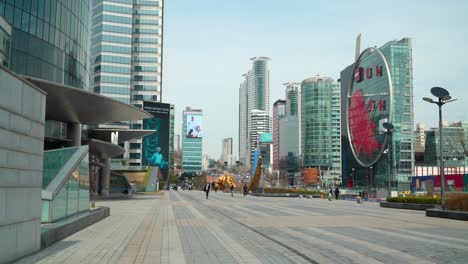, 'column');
101,157,111,197
67,122,81,146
